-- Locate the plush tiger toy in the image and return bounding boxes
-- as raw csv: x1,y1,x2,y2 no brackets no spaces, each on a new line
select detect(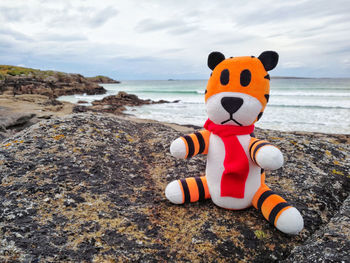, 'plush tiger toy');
165,51,304,235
